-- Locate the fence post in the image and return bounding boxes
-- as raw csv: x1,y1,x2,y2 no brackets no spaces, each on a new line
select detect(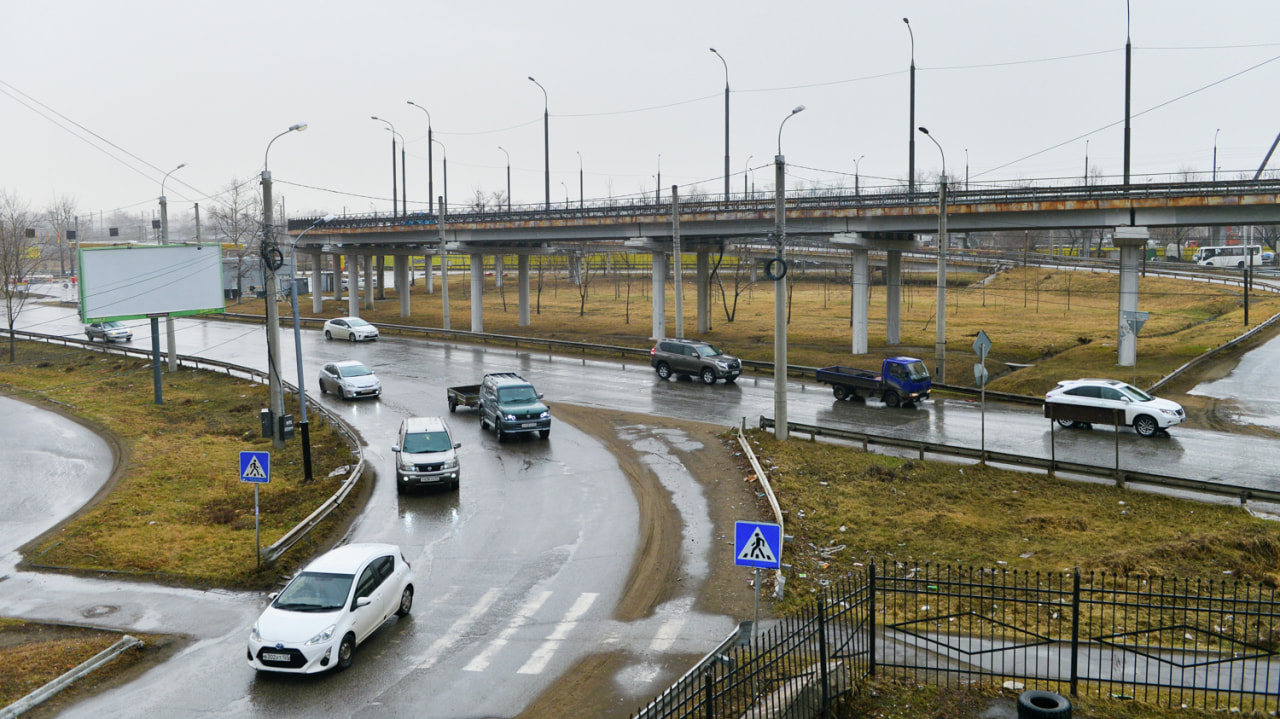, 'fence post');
818,596,830,712
869,562,877,677
703,666,714,719
1069,569,1081,697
